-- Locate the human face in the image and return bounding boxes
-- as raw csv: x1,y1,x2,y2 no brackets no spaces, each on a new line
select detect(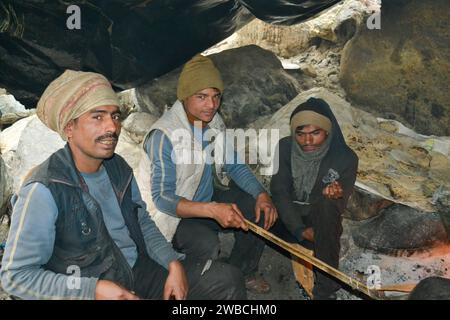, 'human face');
183,88,221,126
294,124,329,153
64,105,122,172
